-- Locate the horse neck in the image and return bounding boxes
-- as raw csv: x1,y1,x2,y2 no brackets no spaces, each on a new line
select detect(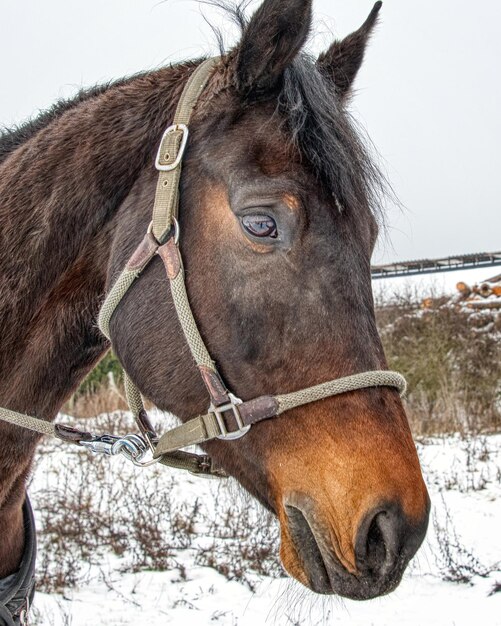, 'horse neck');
0,62,190,577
